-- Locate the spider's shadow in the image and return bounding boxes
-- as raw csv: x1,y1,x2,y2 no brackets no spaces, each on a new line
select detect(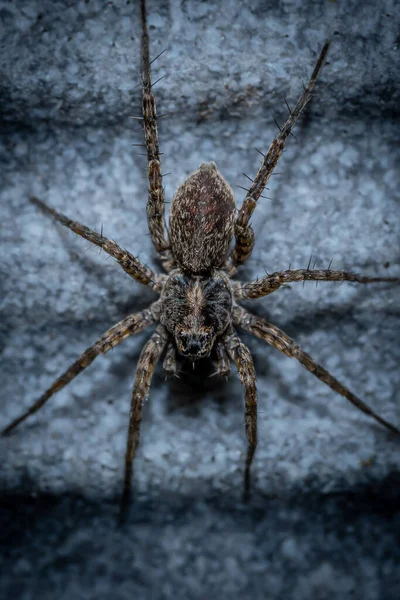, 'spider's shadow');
163,357,236,417
101,338,241,421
